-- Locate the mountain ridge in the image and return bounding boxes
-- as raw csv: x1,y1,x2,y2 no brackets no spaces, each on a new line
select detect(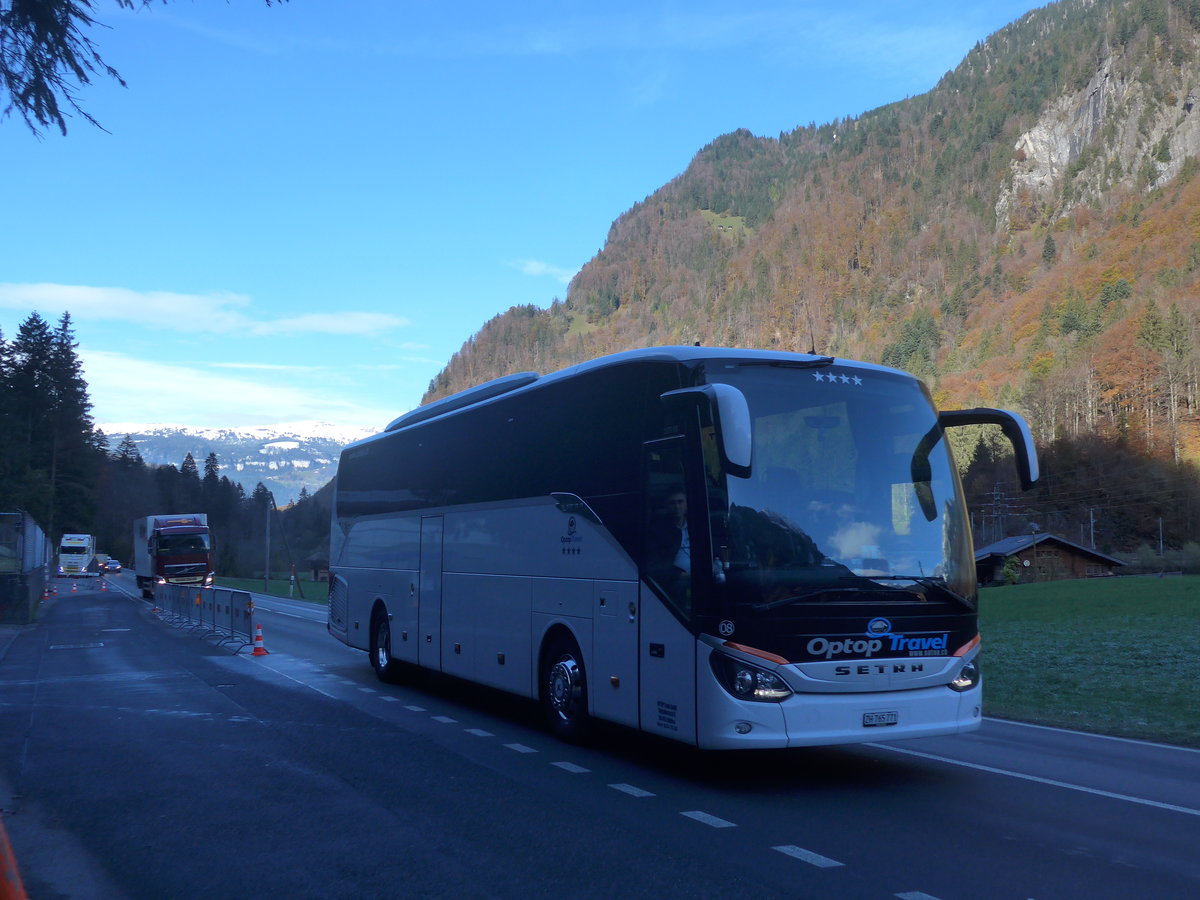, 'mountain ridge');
97,421,376,504
423,0,1200,467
